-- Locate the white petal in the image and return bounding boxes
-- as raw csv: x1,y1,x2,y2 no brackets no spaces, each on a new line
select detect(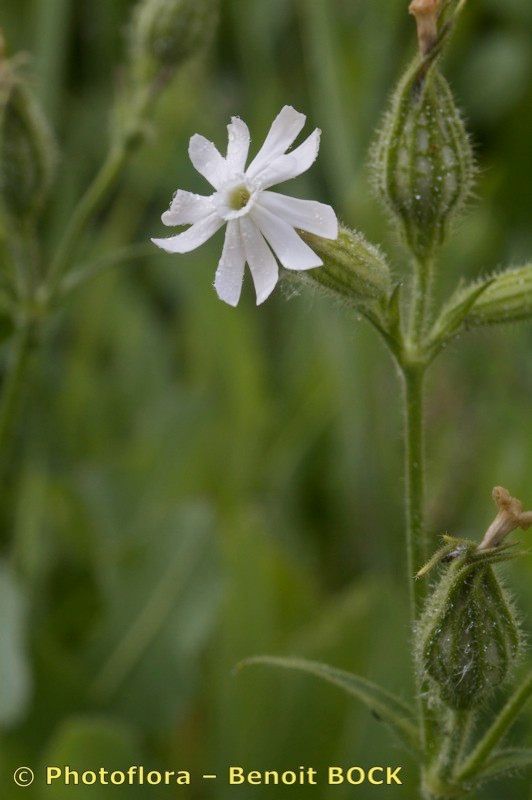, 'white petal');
188,134,228,189
239,217,278,305
254,129,321,189
214,221,246,307
226,117,251,174
246,106,306,179
152,212,224,254
251,206,322,271
161,190,215,226
258,192,338,239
